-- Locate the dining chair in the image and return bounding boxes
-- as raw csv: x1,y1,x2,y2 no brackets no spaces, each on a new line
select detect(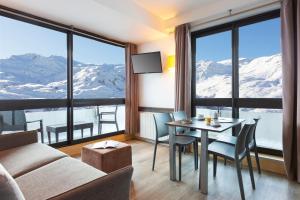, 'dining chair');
217,117,261,174
0,110,45,143
152,113,198,181
97,105,119,134
208,123,256,200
